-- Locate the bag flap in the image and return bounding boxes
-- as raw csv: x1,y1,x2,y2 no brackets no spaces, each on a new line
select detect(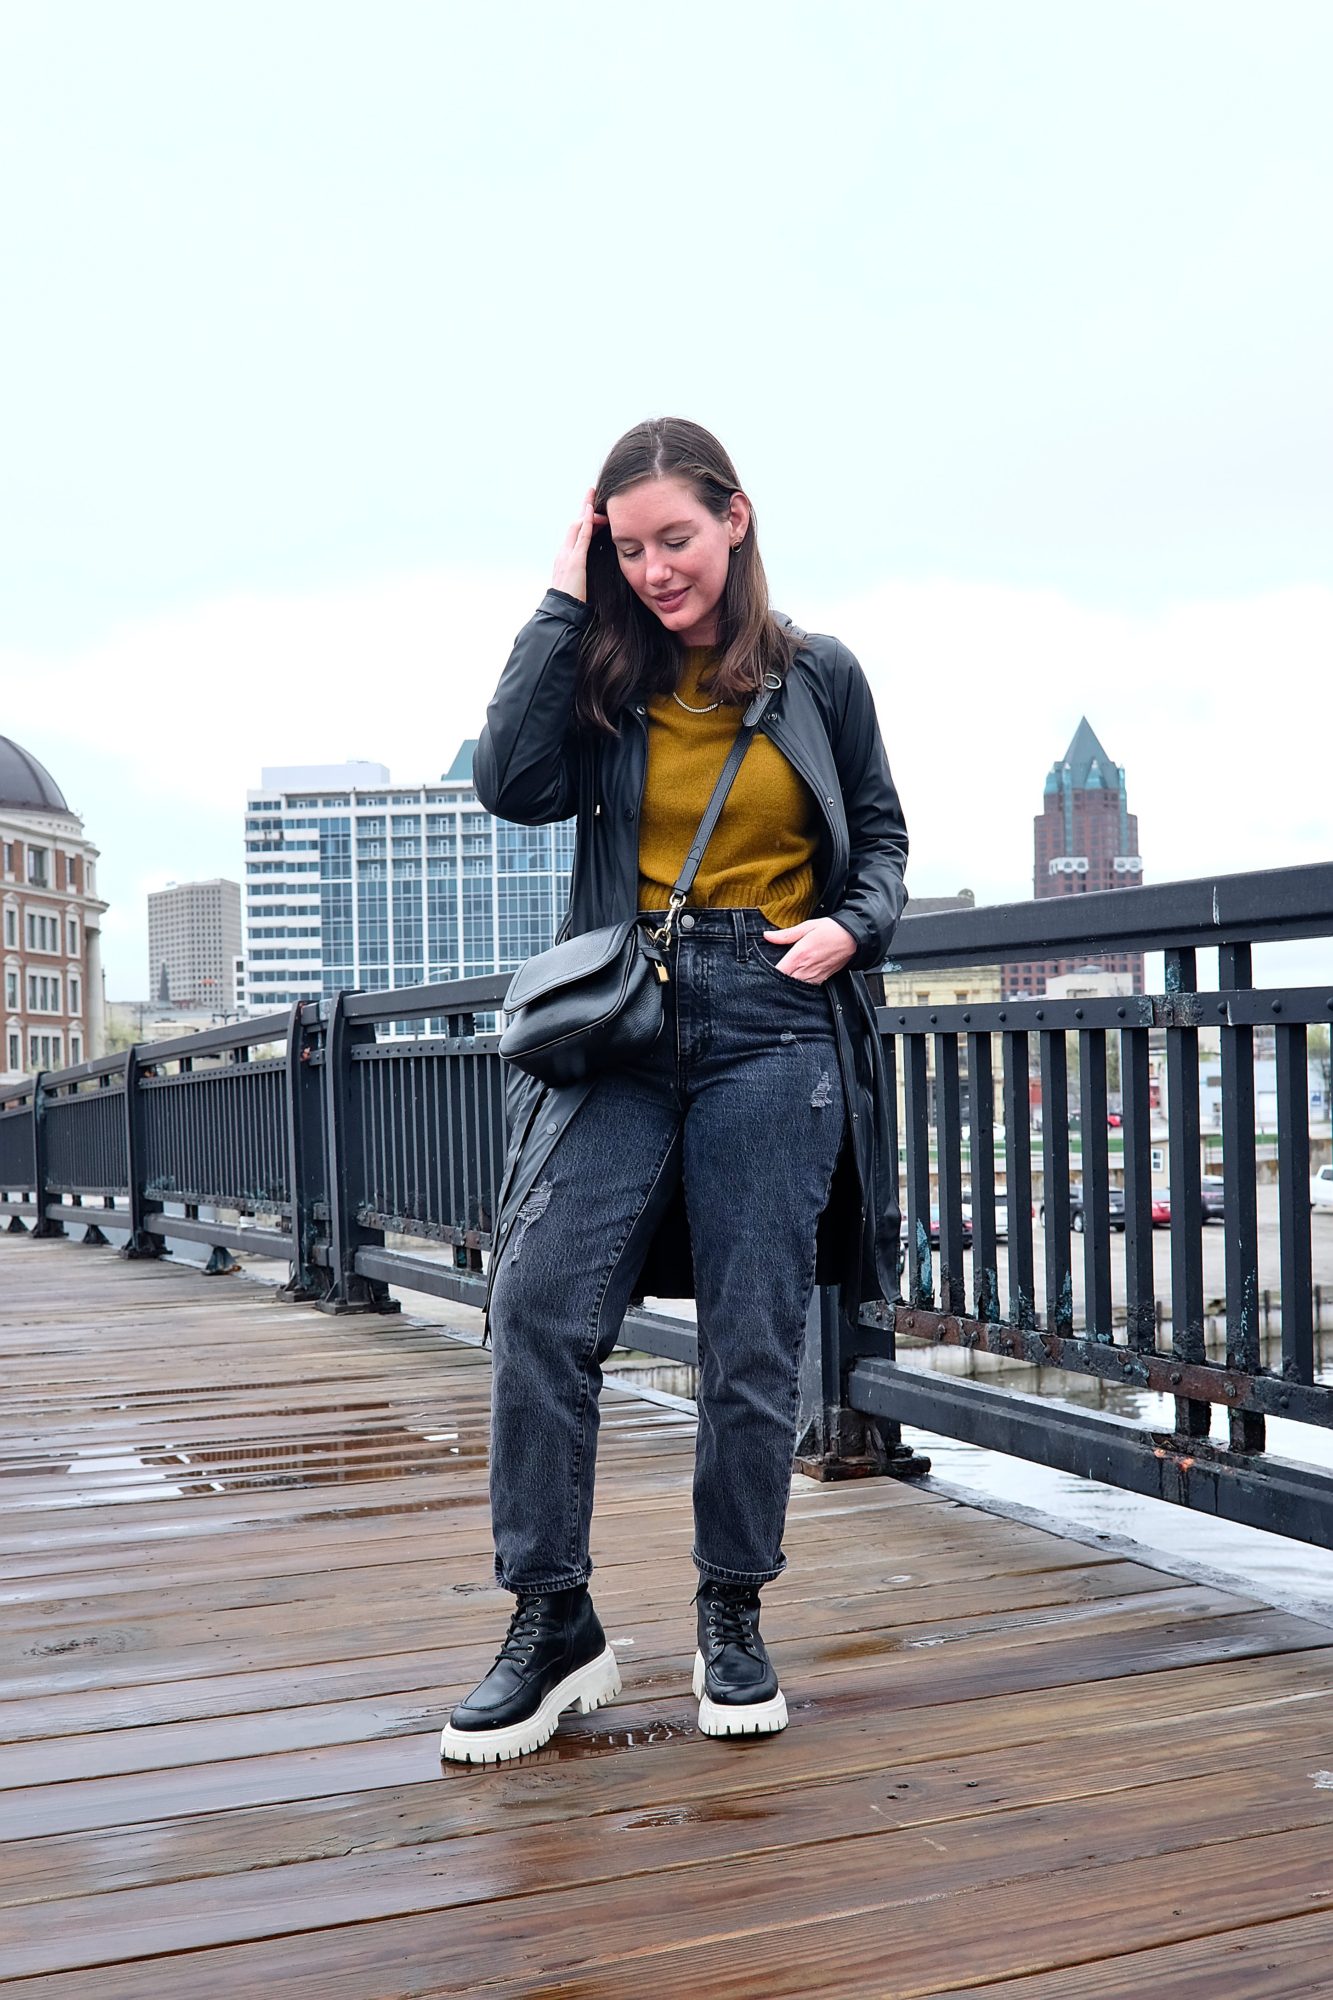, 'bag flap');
503,921,638,1012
